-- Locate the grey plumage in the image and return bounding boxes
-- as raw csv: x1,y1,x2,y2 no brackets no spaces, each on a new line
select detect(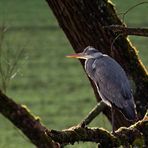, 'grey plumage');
84,47,137,120
67,46,137,132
